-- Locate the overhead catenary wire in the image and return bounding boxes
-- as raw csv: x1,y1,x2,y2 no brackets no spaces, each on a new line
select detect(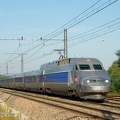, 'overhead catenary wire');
19,0,117,52
41,0,118,40
21,0,119,62
66,0,119,30
8,17,120,72
68,18,120,47
25,17,120,66
69,18,120,40
0,0,119,74
17,0,118,60
0,46,21,67
25,50,56,64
